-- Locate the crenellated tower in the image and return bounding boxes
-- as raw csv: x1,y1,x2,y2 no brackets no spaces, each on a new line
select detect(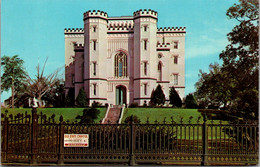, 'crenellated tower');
133,9,158,105
83,10,108,104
